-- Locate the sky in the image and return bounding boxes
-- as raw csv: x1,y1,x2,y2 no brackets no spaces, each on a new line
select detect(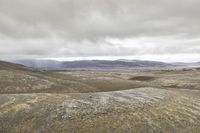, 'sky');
0,0,200,62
